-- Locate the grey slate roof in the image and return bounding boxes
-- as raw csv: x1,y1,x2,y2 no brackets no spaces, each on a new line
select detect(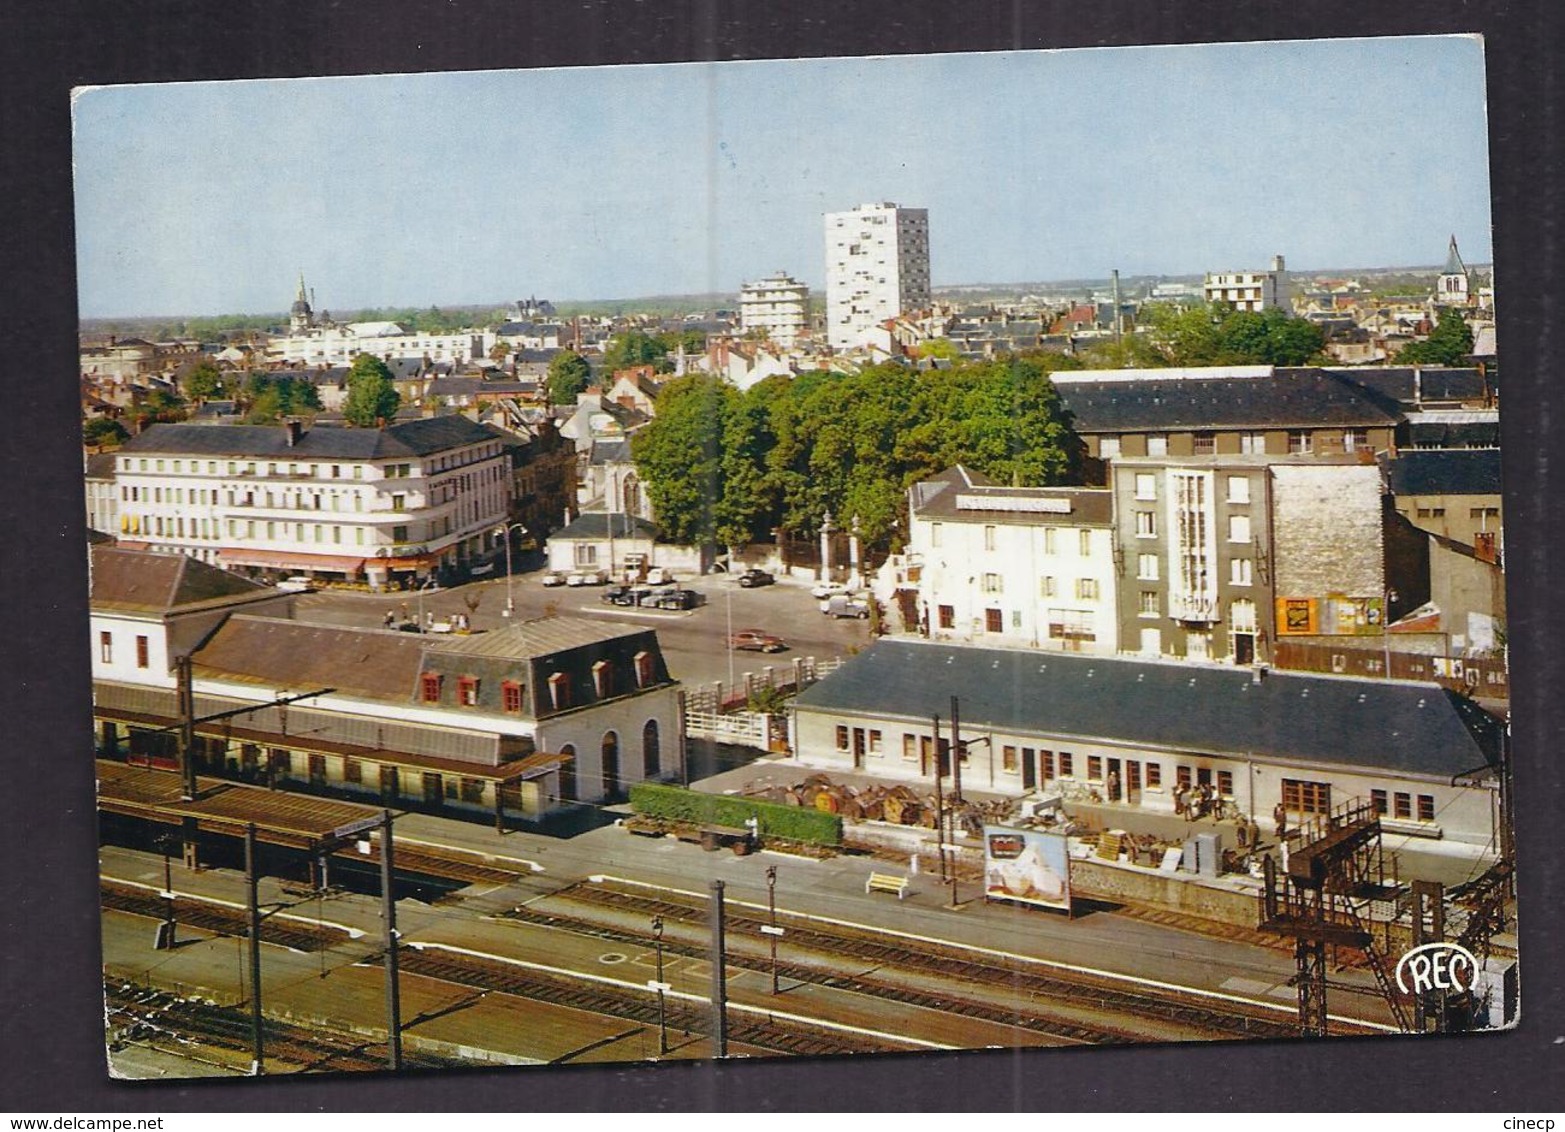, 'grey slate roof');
1385,449,1503,497
555,512,659,540
792,639,1502,779
118,415,498,459
1320,366,1489,409
1057,371,1401,433
911,465,1113,526
90,546,271,612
